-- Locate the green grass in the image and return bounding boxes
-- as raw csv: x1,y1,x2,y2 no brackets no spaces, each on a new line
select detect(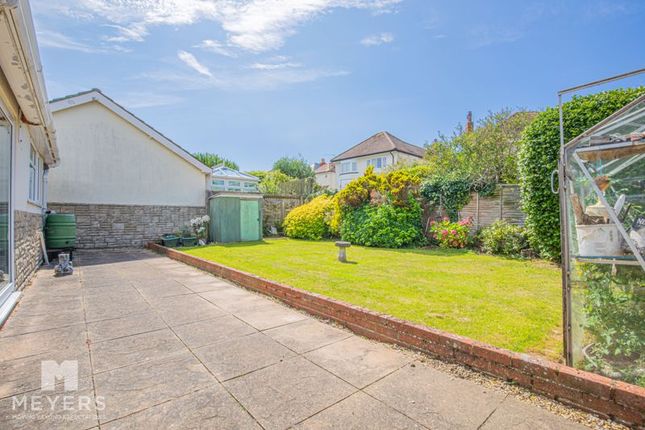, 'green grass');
184,238,563,359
